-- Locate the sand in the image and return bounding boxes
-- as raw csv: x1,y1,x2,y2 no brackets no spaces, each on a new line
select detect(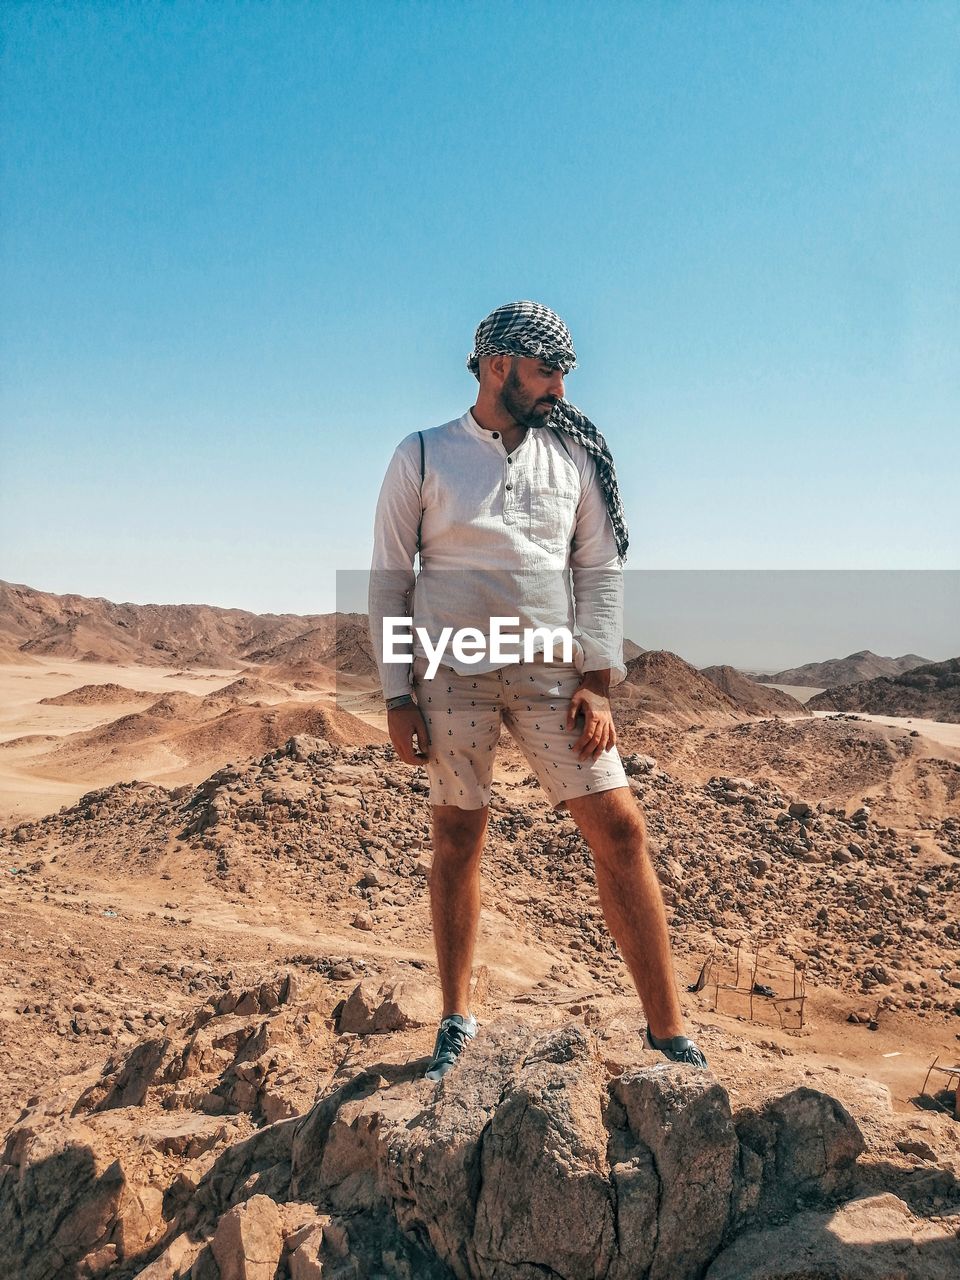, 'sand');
809,709,960,751
0,658,327,823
